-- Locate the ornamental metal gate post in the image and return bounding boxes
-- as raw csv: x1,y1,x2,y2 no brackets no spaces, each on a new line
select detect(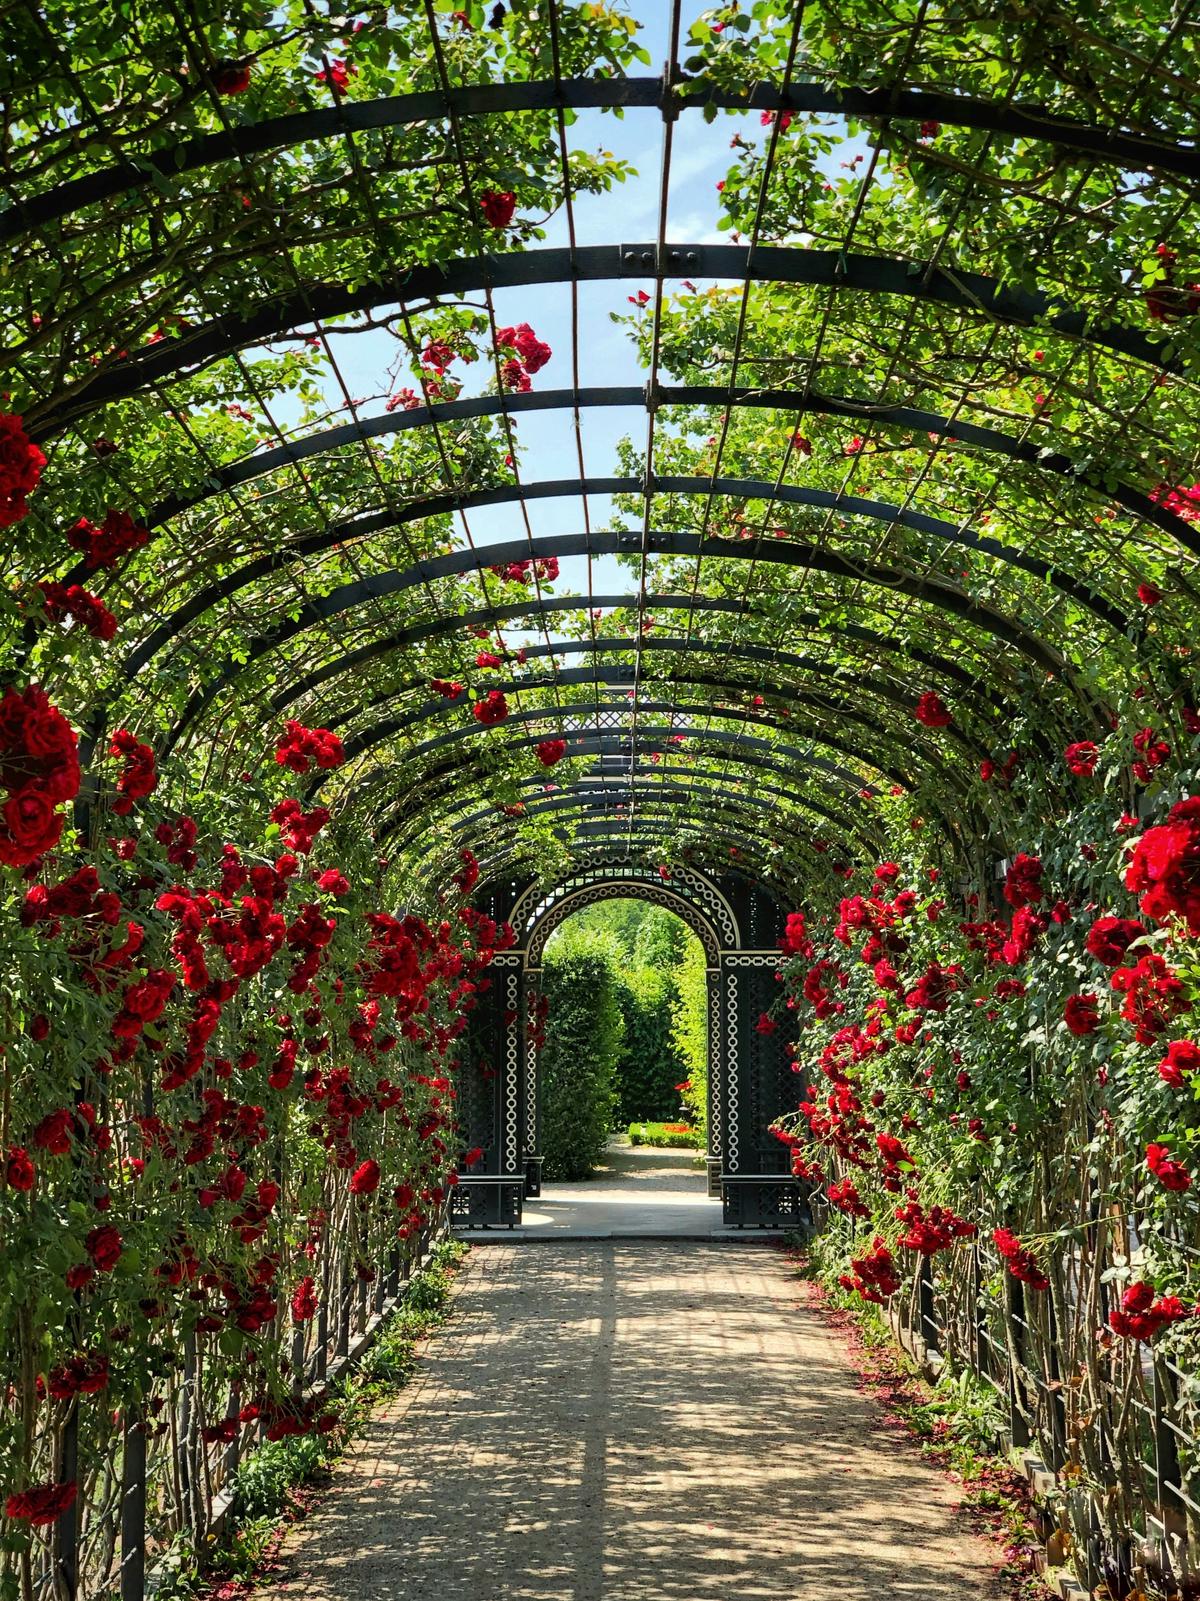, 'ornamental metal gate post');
522,967,544,1197
705,965,723,1198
